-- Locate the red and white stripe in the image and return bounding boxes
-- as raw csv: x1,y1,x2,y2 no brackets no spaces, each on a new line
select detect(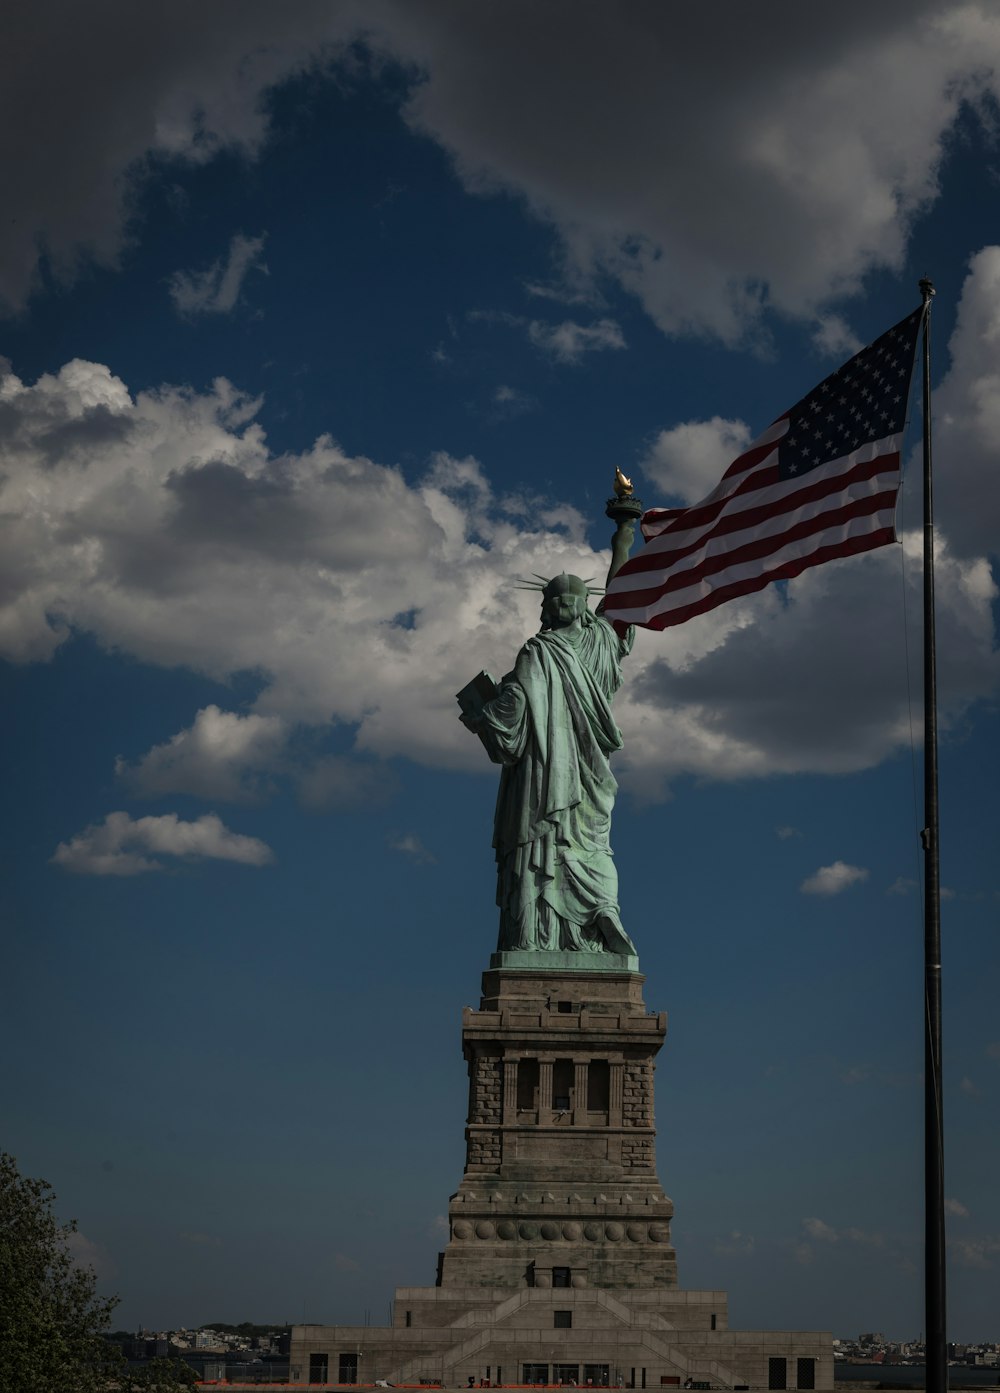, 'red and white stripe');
603,421,902,631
